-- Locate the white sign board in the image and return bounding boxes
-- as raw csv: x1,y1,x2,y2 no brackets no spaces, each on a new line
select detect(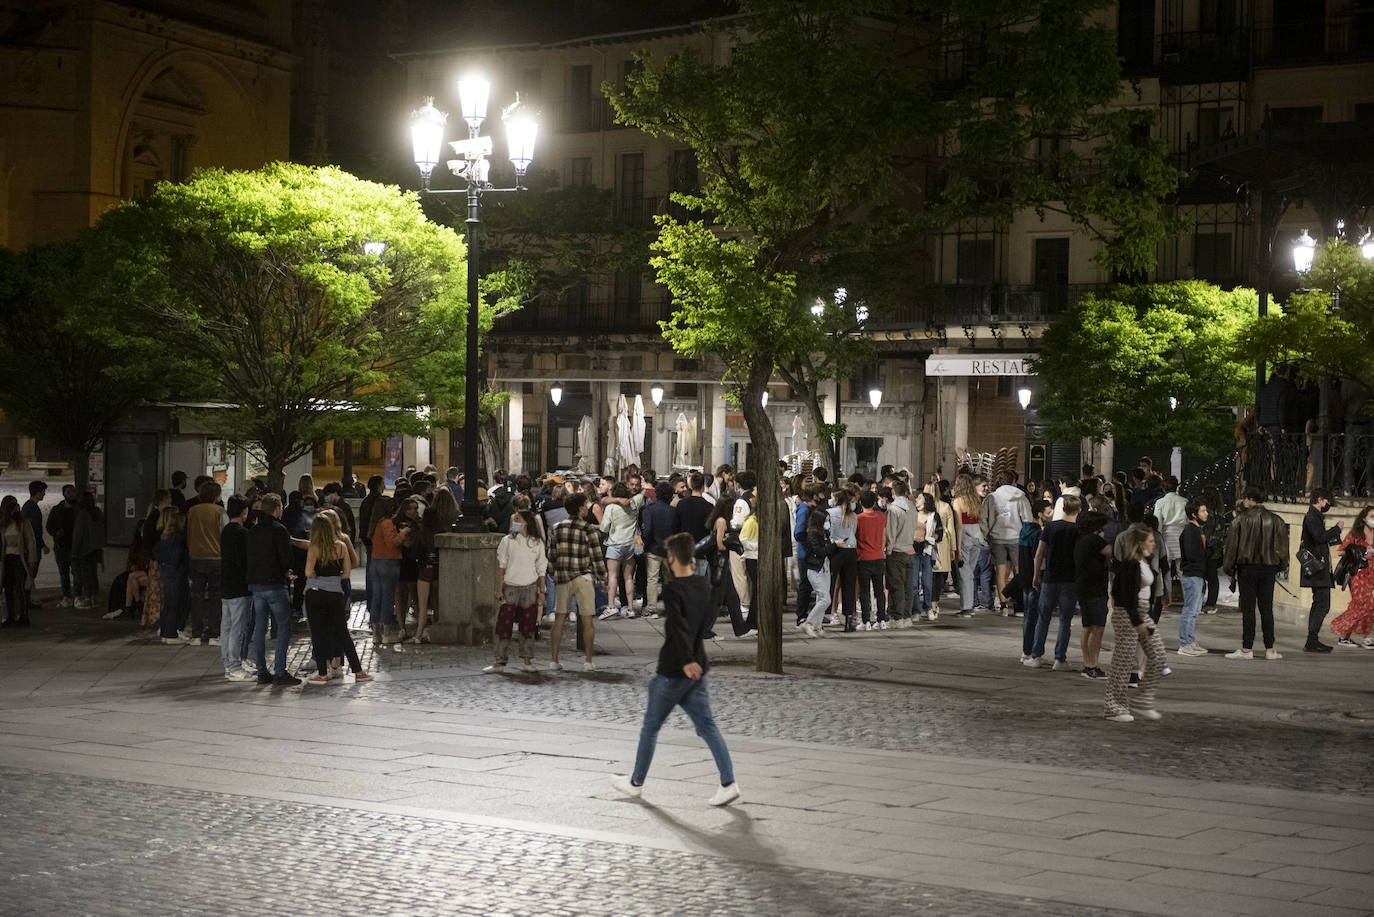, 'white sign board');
924,354,1034,377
